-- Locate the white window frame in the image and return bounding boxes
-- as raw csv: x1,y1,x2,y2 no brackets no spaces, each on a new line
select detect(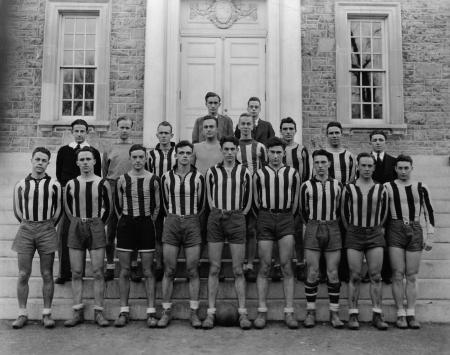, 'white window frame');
336,2,406,133
39,0,111,131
